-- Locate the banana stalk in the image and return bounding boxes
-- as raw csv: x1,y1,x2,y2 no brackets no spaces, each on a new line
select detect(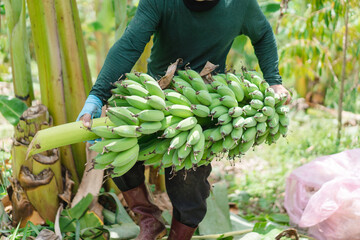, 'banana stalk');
27,117,115,157
4,0,34,106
